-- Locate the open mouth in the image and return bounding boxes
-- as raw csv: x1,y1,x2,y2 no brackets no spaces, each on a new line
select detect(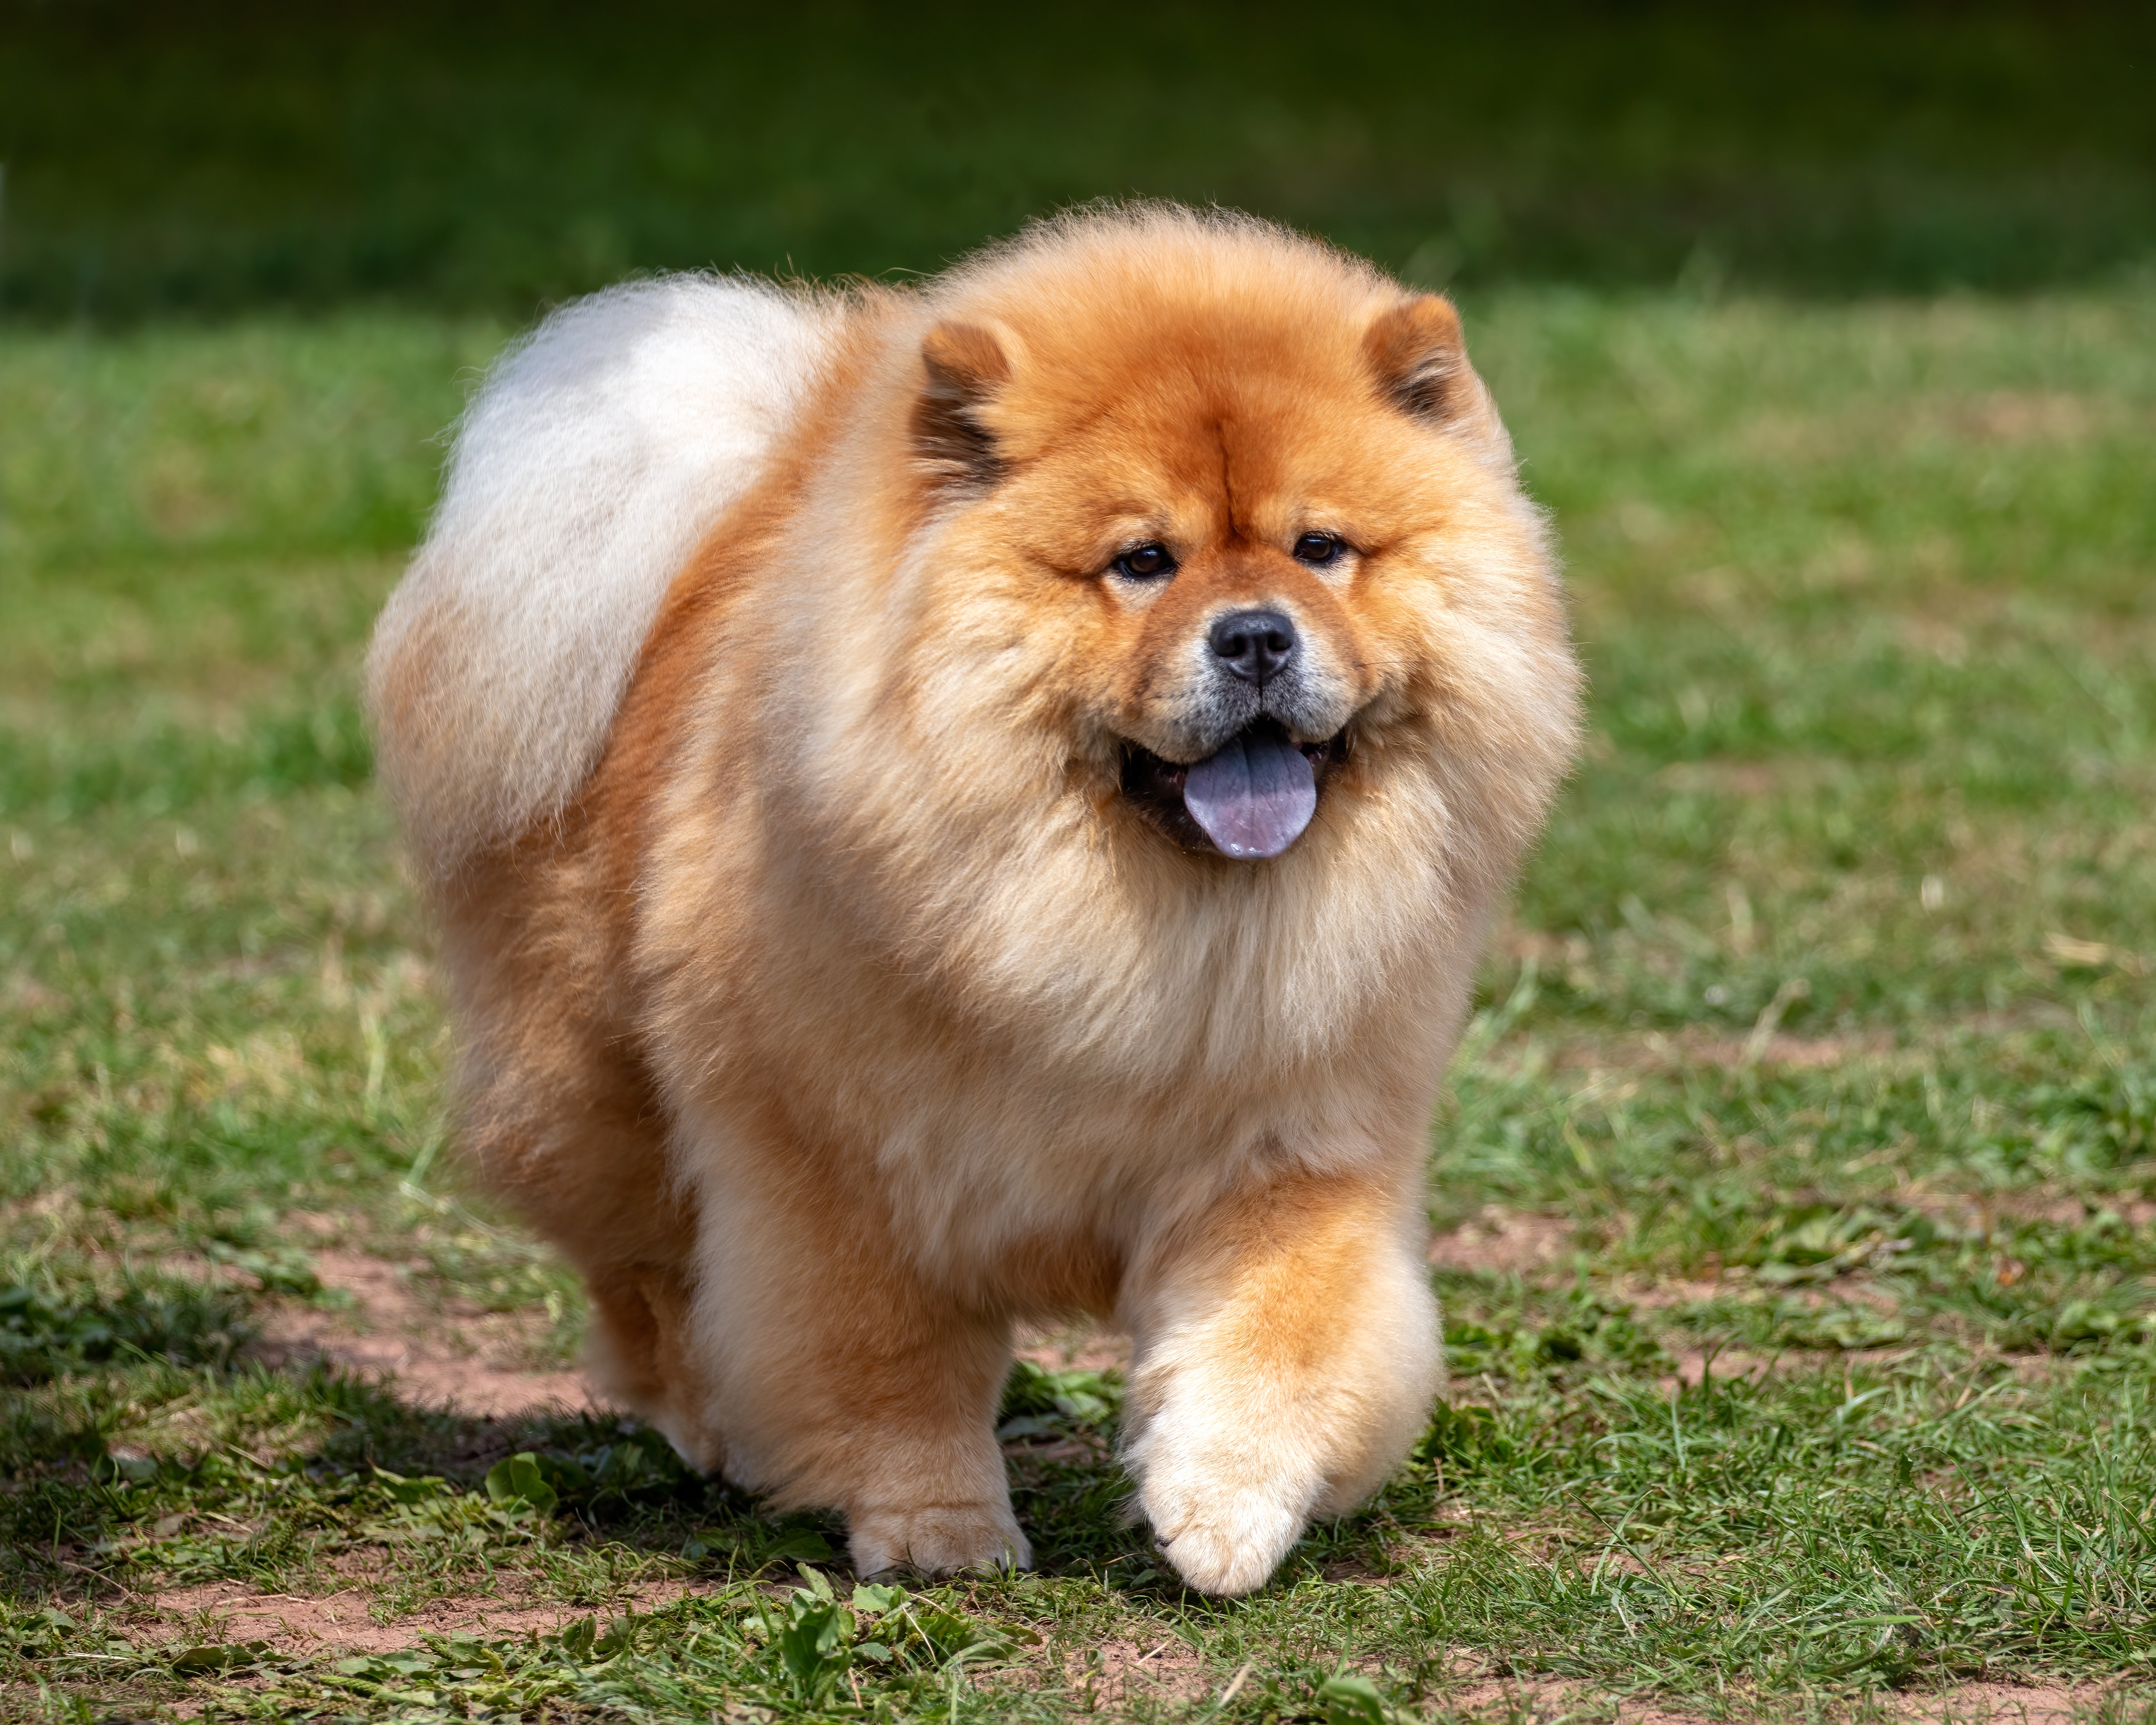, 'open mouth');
1119,721,1349,859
